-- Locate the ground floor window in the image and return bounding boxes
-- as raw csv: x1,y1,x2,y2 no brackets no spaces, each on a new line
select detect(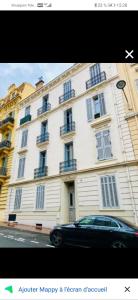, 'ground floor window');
14,188,22,210
100,175,119,208
36,185,45,210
